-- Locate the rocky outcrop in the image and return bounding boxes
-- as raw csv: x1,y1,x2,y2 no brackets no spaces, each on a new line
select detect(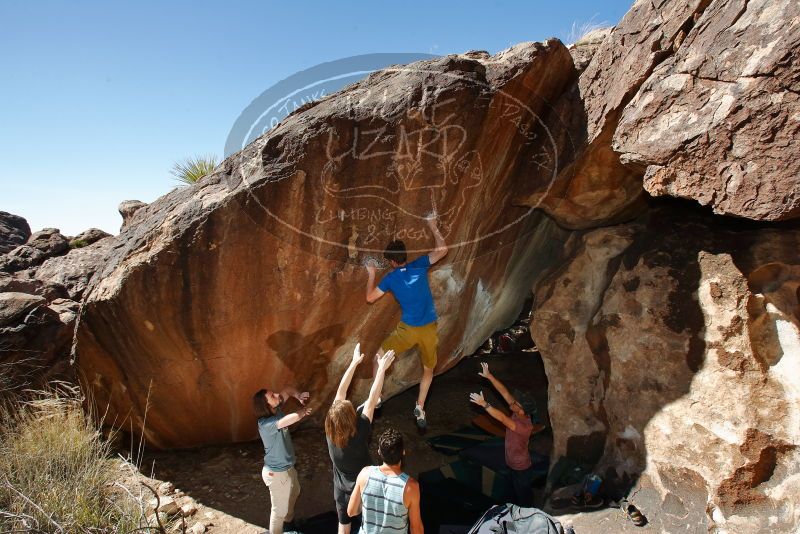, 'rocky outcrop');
119,200,147,229
614,0,800,221
519,0,799,228
0,228,69,273
0,211,31,254
0,212,115,393
70,228,111,247
531,206,800,531
35,235,117,299
0,290,78,394
76,41,576,448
